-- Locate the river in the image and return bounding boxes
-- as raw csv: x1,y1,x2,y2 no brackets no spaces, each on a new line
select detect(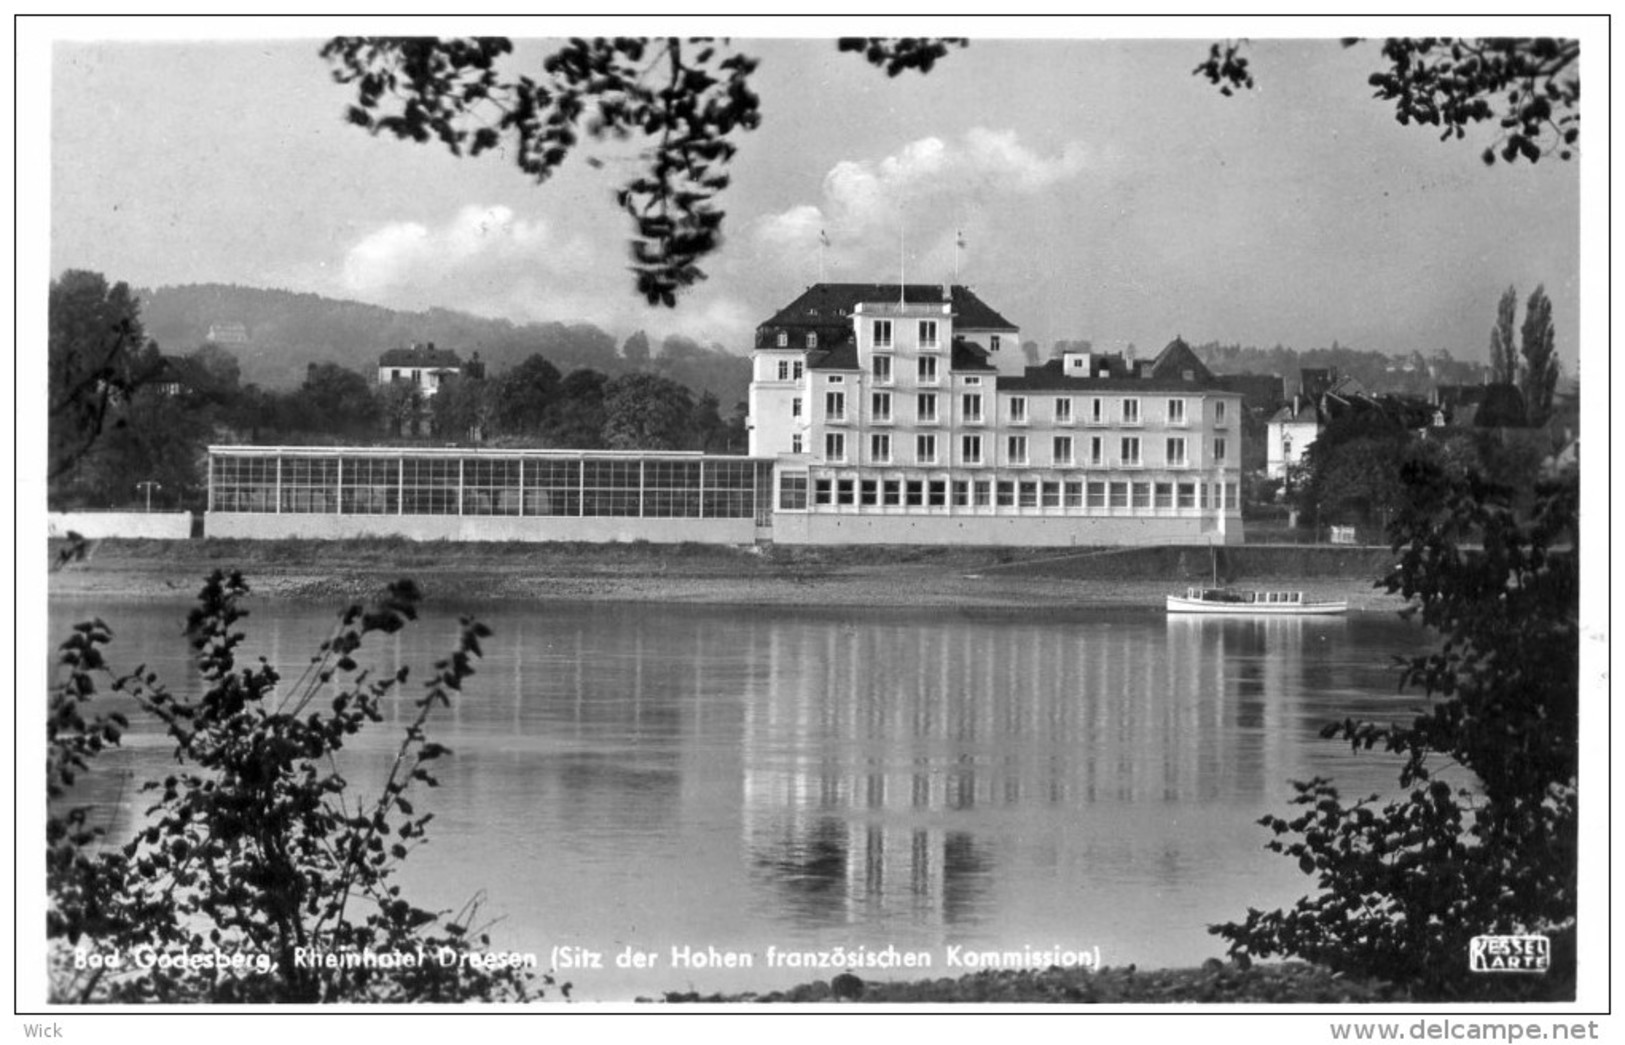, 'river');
46,595,1432,1001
